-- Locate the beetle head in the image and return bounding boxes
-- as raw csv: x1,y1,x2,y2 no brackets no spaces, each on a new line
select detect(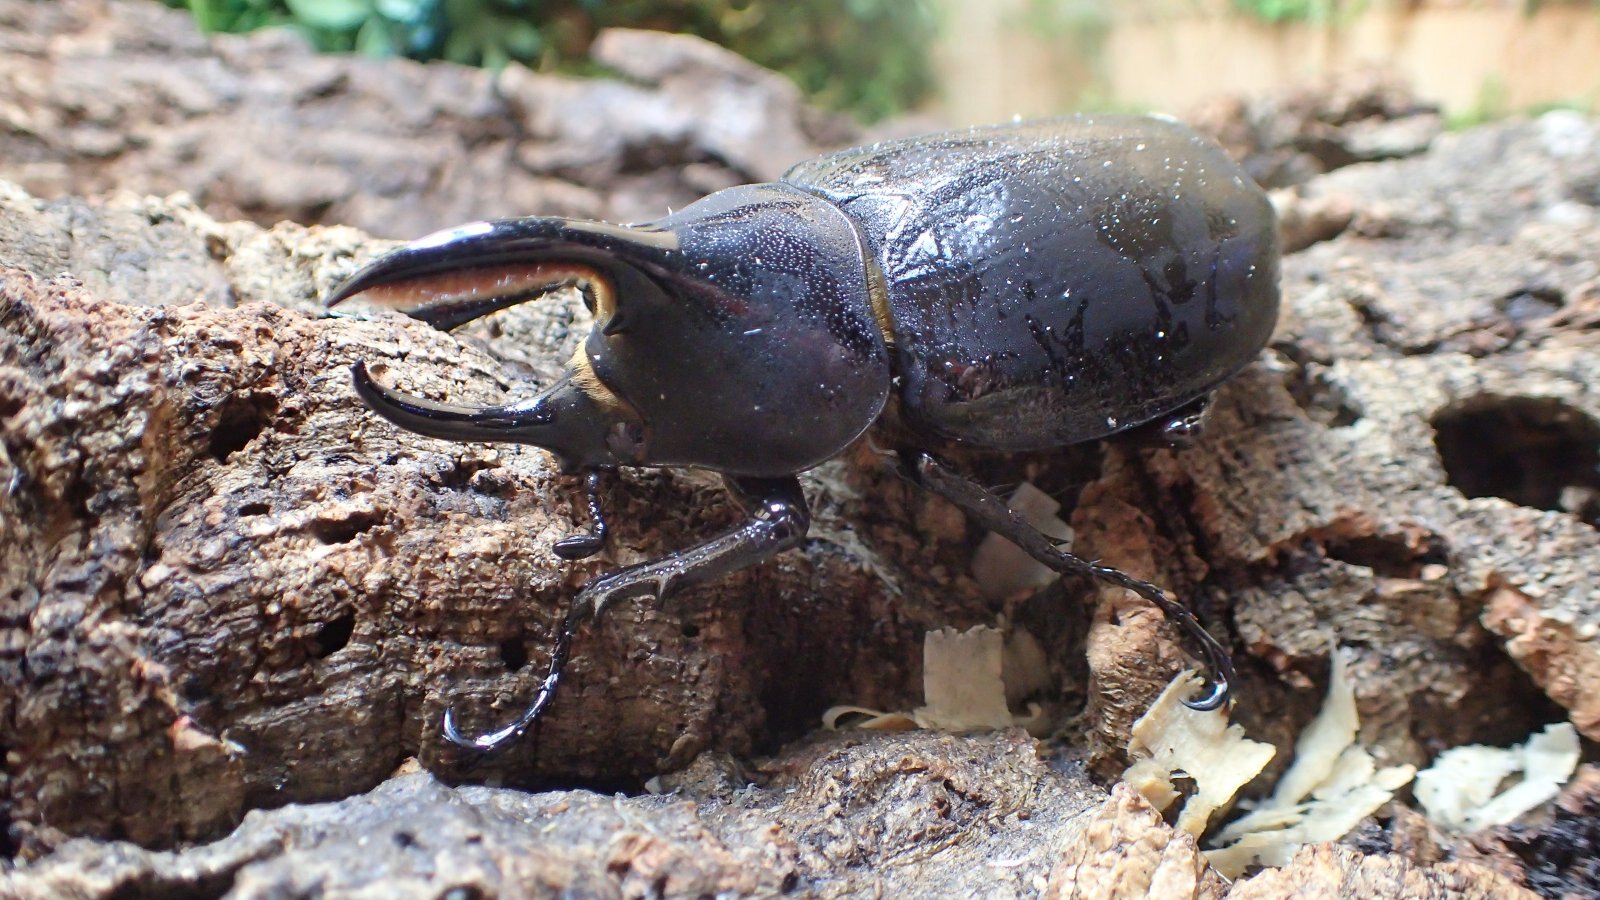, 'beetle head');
327,184,891,477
